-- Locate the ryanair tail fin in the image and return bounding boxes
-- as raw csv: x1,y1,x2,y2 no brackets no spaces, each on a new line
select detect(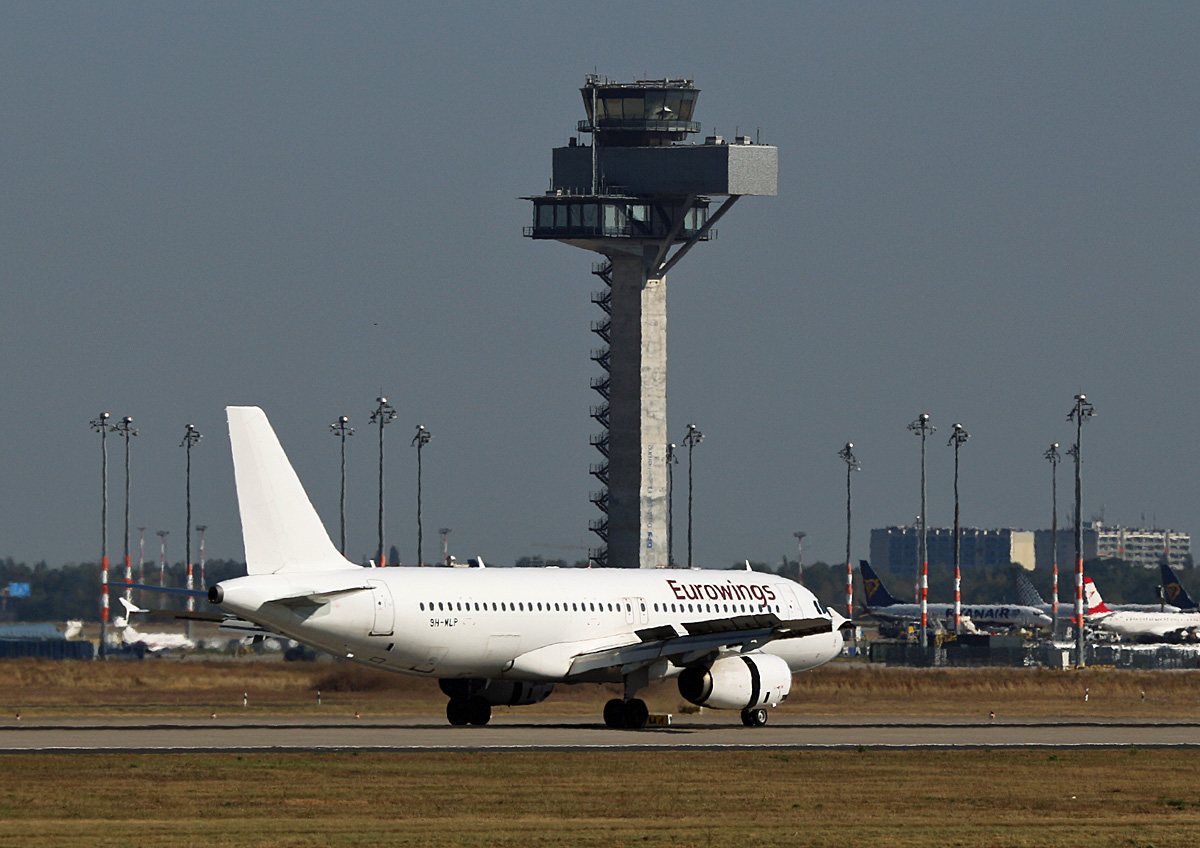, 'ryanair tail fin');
859,560,902,607
1160,561,1198,610
227,406,360,575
